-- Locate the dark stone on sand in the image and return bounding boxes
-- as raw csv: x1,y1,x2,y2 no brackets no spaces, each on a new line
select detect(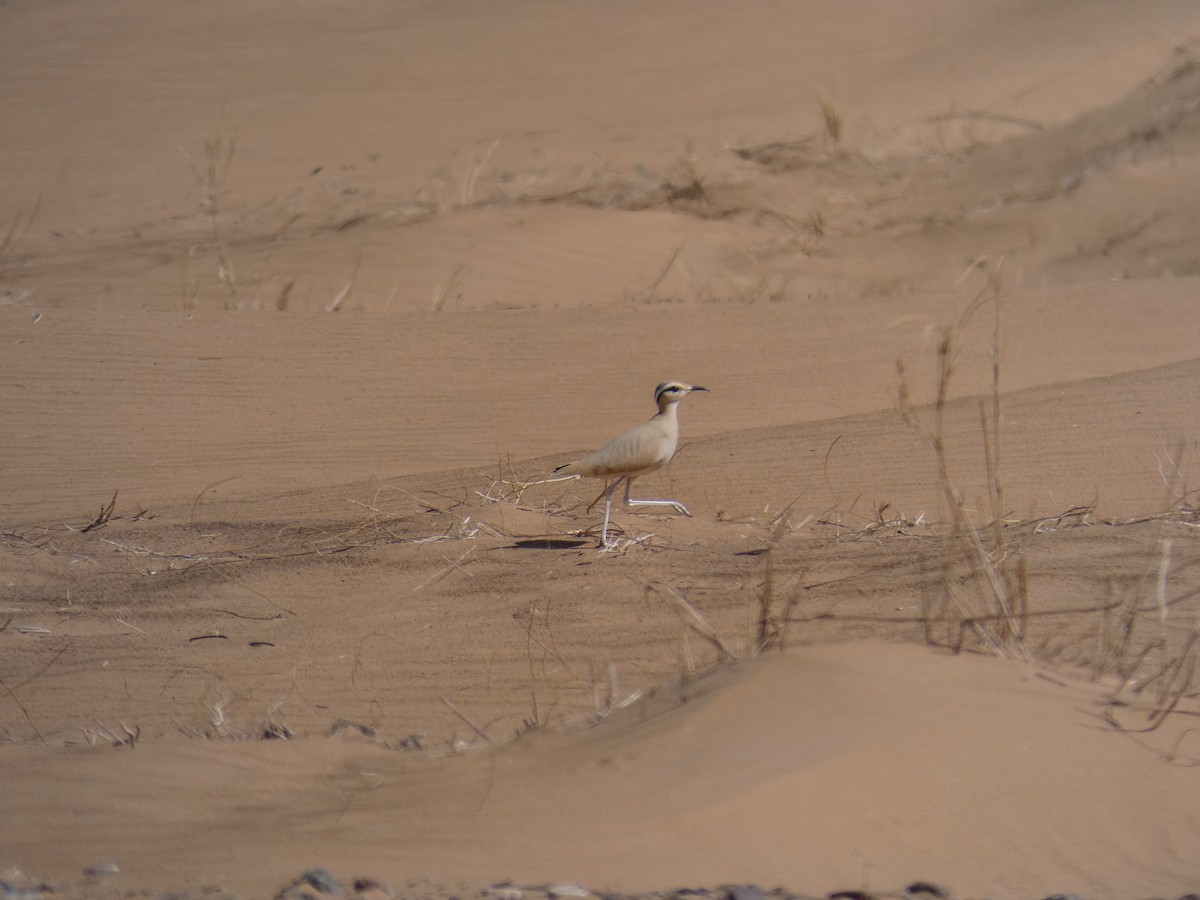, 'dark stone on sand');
82,861,120,879
278,869,340,896
722,886,767,900
397,732,426,750
329,719,377,739
1,882,51,900
351,877,394,896
905,882,950,899
484,883,524,900
545,884,591,899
